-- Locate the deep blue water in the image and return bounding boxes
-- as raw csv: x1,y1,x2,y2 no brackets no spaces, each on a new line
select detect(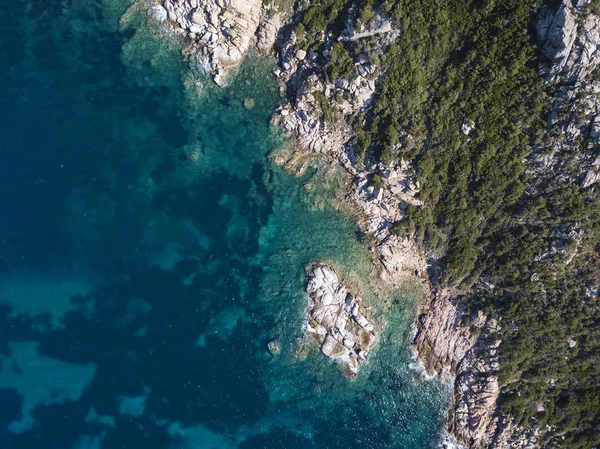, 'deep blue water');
0,1,450,448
